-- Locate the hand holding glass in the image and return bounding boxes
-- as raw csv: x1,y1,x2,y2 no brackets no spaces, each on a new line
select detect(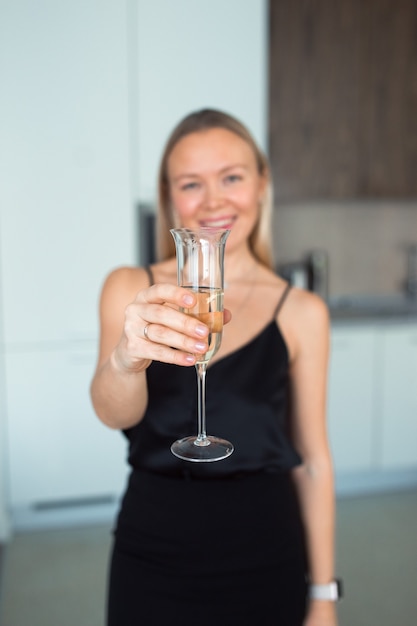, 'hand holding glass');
170,228,234,462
